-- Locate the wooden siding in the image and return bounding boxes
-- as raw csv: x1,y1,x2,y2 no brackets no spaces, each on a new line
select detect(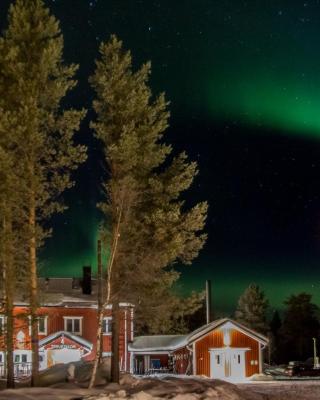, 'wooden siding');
195,330,223,376
150,354,169,368
173,347,191,374
0,305,133,371
230,329,260,377
195,329,260,377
